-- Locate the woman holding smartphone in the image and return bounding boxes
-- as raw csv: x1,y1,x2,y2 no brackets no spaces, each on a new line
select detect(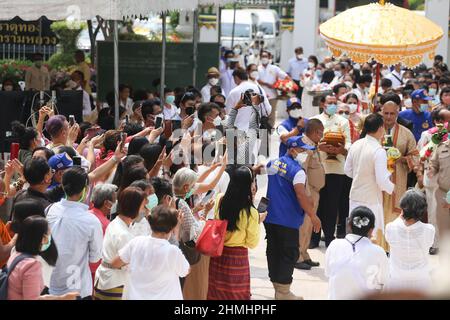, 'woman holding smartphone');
207,166,265,300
